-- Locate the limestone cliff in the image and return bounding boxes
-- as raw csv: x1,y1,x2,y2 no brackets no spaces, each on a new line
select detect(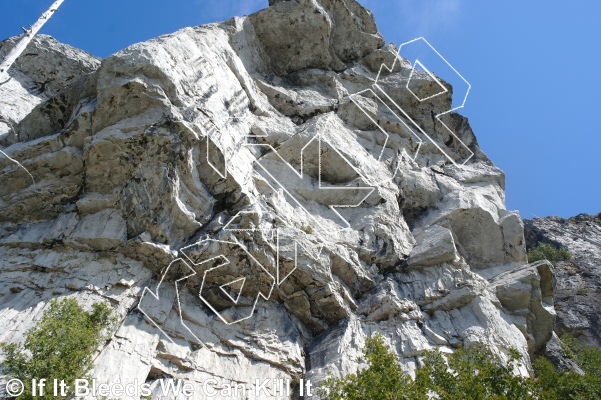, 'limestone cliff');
0,1,557,398
524,213,601,369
